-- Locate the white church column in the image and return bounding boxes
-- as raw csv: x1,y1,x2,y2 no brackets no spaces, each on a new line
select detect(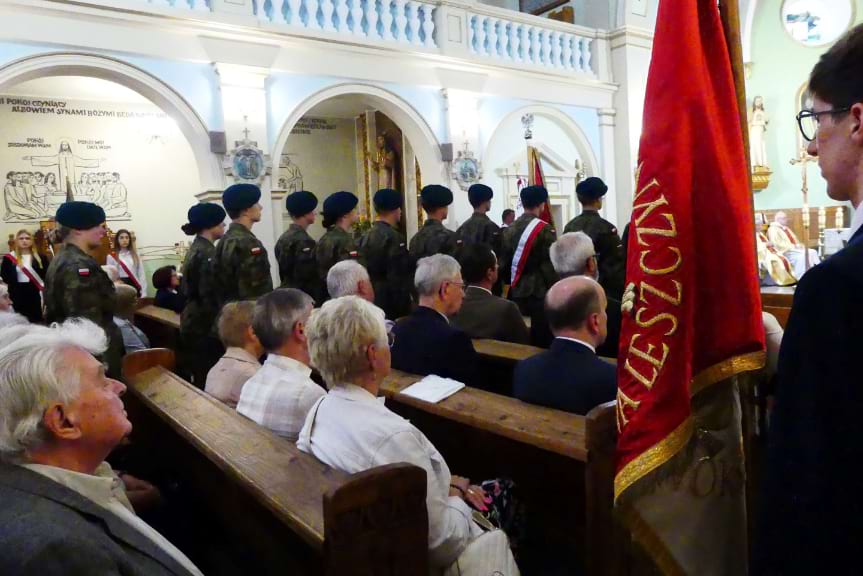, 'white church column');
214,63,279,286
608,26,653,227
442,88,480,229
597,108,620,227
